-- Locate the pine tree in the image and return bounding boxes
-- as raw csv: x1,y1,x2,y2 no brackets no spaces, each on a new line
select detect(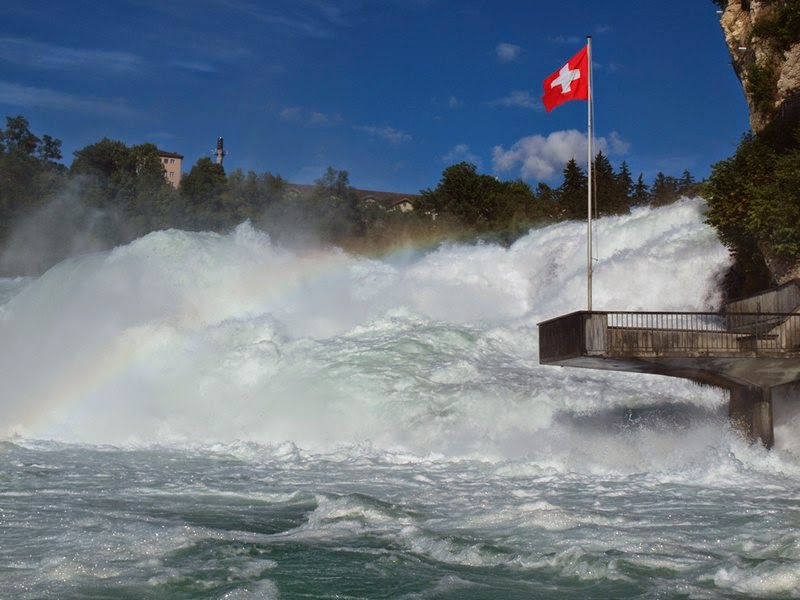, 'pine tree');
616,161,634,206
678,169,696,196
558,158,587,220
594,151,628,216
631,173,650,206
650,172,680,207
